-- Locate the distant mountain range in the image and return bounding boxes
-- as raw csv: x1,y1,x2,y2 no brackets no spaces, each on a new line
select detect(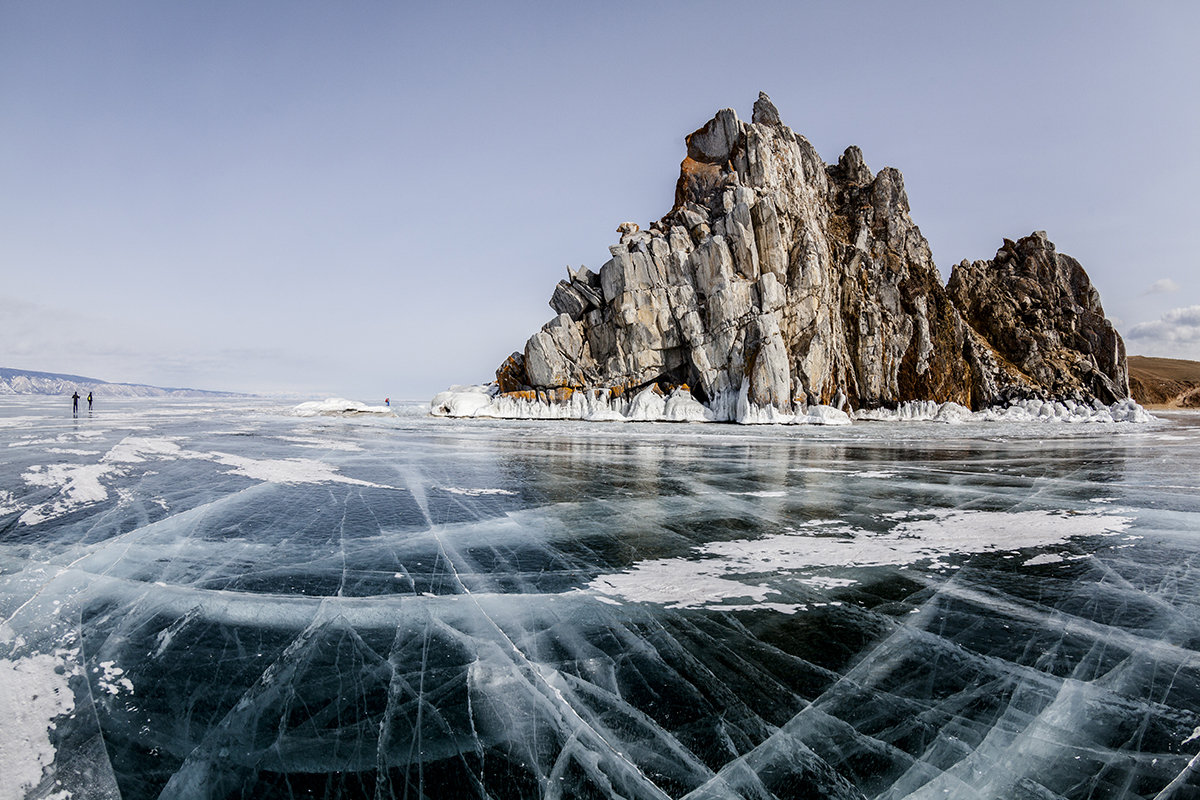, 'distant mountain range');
0,368,241,398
